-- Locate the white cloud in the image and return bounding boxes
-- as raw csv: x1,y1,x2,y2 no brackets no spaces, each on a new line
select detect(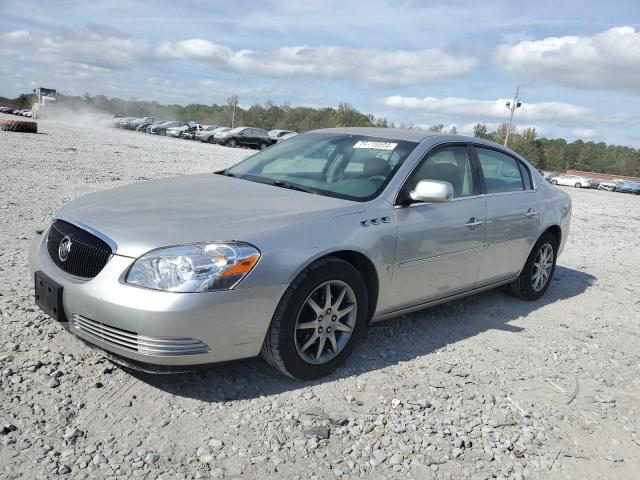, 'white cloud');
38,30,151,70
381,95,590,123
156,40,477,87
571,128,596,138
495,26,640,91
1,30,29,41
